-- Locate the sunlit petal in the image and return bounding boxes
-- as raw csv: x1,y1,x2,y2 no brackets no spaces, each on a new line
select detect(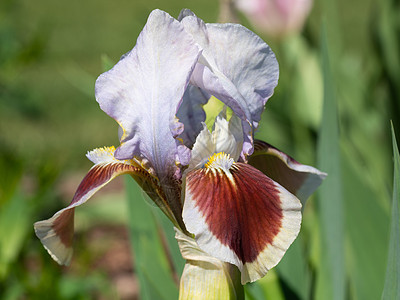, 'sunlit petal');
179,10,279,156
249,140,327,205
34,147,178,265
188,123,215,171
189,111,243,171
183,162,301,283
212,110,243,161
95,9,201,177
